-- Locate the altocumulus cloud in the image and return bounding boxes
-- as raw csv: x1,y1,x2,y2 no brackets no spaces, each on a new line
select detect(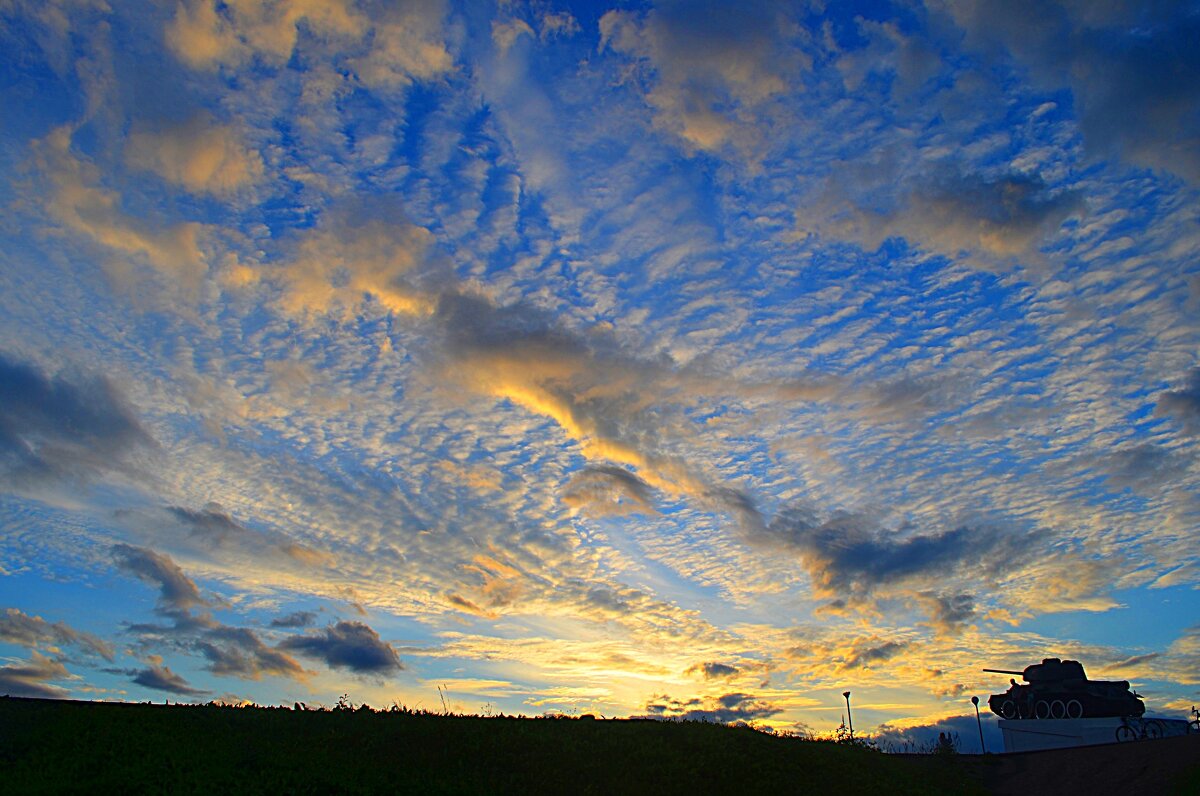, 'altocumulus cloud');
279,621,402,675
